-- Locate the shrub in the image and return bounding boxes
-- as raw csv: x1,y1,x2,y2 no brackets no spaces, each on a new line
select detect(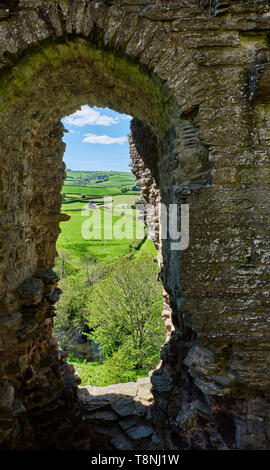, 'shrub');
101,349,138,384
